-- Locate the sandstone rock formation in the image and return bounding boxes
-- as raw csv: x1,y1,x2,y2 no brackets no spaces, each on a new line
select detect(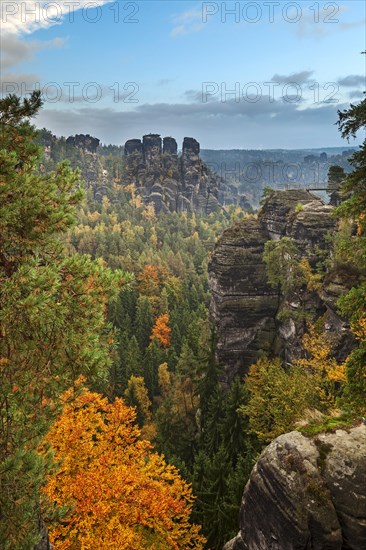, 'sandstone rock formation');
64,134,111,202
209,190,354,384
123,134,237,213
223,424,366,550
65,134,100,153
